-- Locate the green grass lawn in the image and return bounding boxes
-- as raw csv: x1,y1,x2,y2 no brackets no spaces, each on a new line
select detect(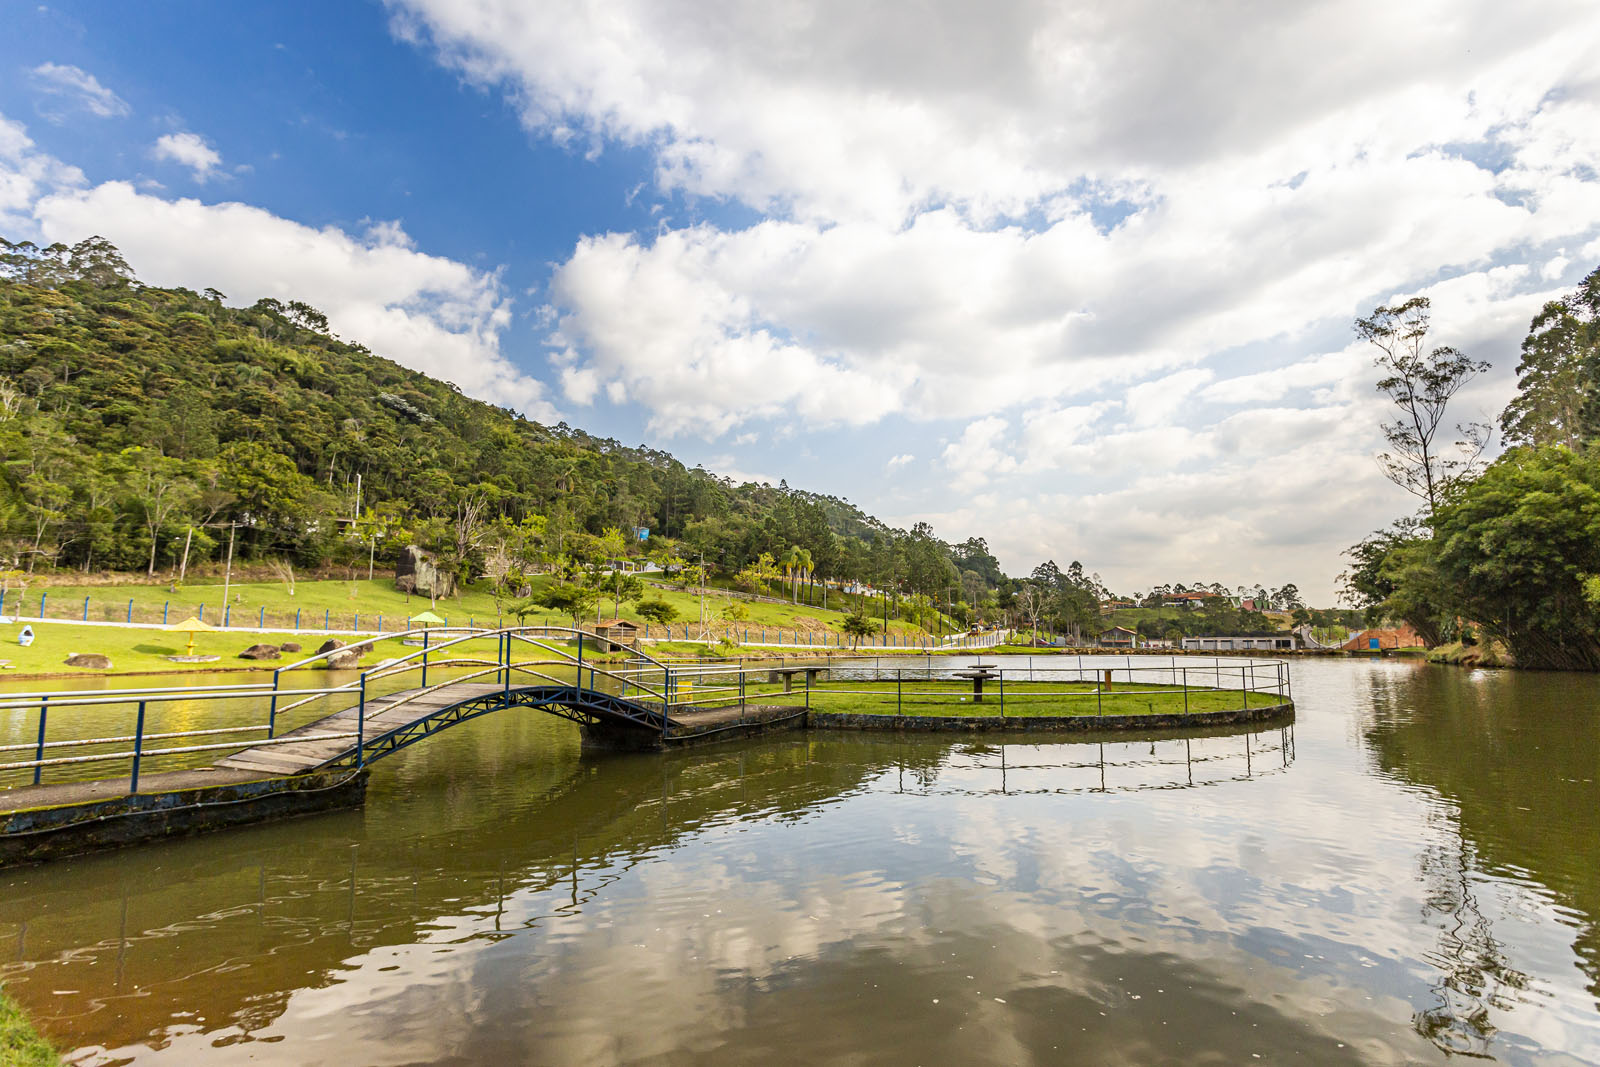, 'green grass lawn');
13,576,941,641
0,620,534,677
0,988,56,1067
691,679,1272,718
